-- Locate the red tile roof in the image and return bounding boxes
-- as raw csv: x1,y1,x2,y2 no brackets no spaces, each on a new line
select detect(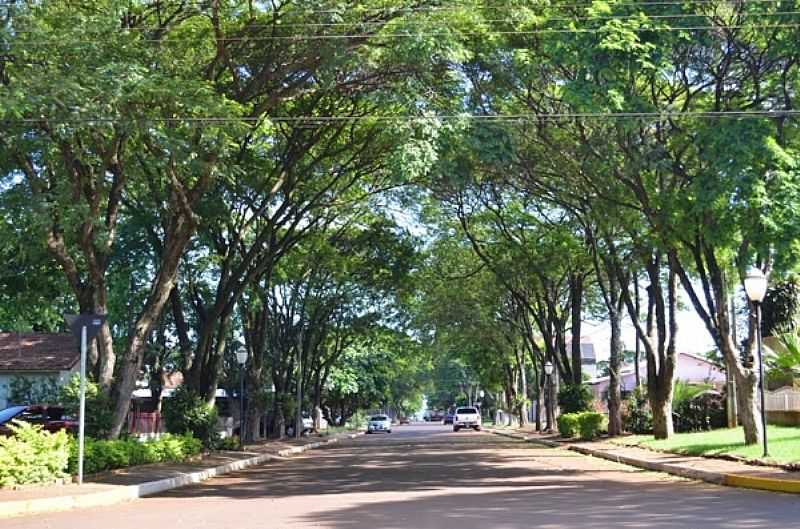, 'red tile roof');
0,333,79,372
